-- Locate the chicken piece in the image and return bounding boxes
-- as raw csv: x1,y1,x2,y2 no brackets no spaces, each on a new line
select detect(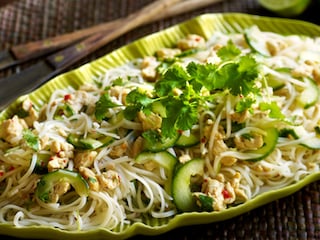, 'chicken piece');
230,110,249,123
79,83,99,92
97,170,120,190
47,155,69,172
312,67,320,84
66,90,97,114
50,140,74,159
234,133,264,151
201,176,236,211
49,181,71,203
109,141,128,159
79,166,99,191
304,60,320,83
140,56,159,82
130,136,144,158
74,150,97,169
21,98,39,127
177,34,206,51
231,172,248,202
265,39,287,56
212,138,228,156
0,116,28,146
220,156,238,166
109,86,130,104
137,111,162,131
156,48,181,59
